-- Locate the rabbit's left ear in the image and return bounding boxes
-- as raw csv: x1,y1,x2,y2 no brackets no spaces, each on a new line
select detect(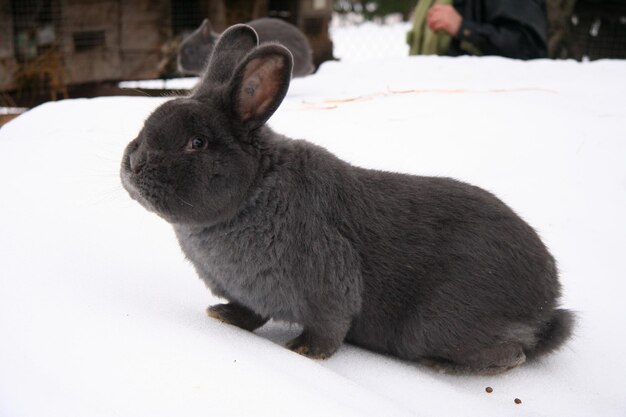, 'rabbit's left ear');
229,44,293,131
200,19,213,38
194,24,258,96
